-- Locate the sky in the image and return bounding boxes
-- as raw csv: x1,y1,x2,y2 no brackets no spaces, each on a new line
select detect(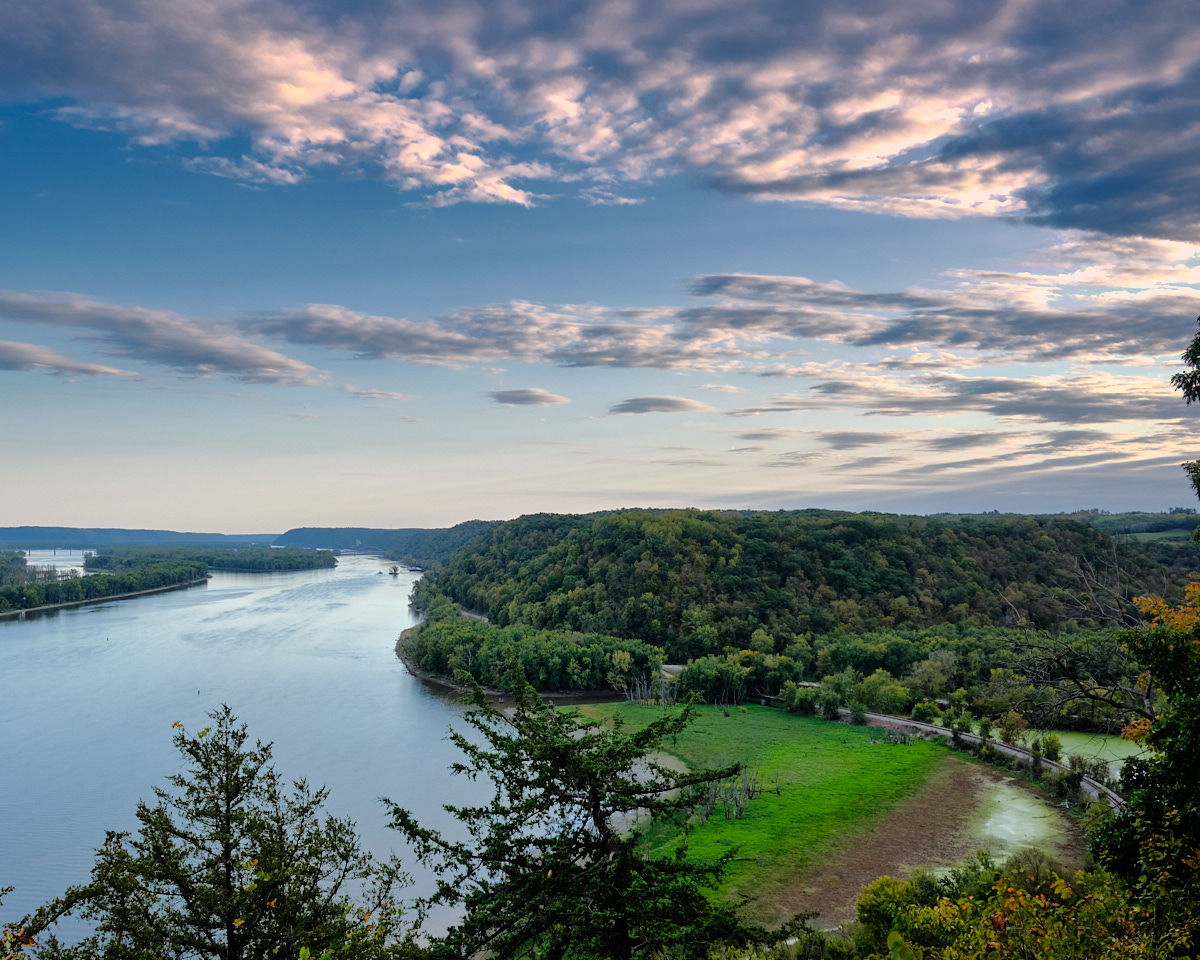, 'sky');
3,0,1200,532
